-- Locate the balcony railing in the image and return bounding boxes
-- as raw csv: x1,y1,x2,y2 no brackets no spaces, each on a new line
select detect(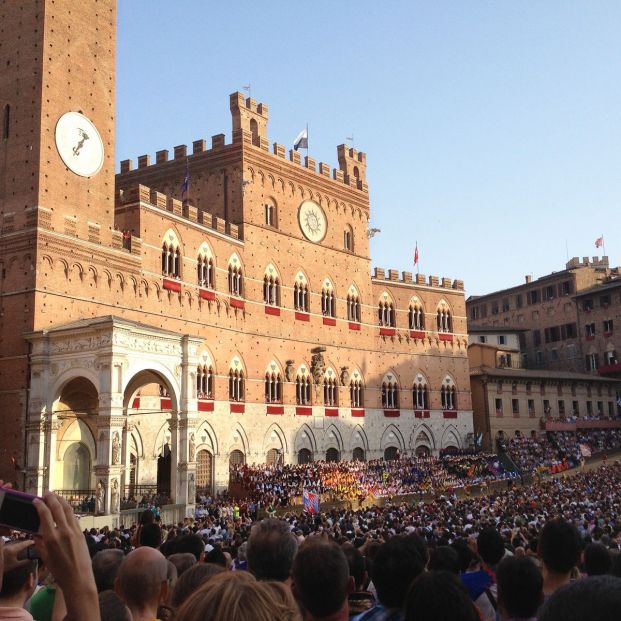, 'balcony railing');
55,489,96,514
122,484,171,508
